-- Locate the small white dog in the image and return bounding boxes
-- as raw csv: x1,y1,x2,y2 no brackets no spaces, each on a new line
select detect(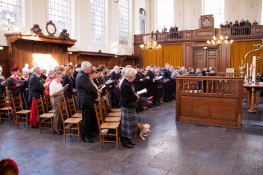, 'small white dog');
137,123,151,140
